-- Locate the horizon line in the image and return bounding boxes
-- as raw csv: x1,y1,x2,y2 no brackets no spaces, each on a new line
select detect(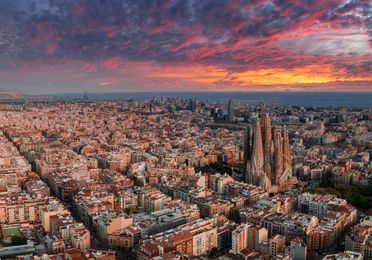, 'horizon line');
4,89,372,96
